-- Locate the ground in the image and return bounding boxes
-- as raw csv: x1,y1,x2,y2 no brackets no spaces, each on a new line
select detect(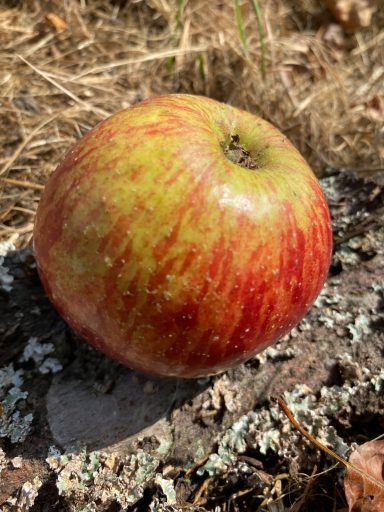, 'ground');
0,1,383,511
